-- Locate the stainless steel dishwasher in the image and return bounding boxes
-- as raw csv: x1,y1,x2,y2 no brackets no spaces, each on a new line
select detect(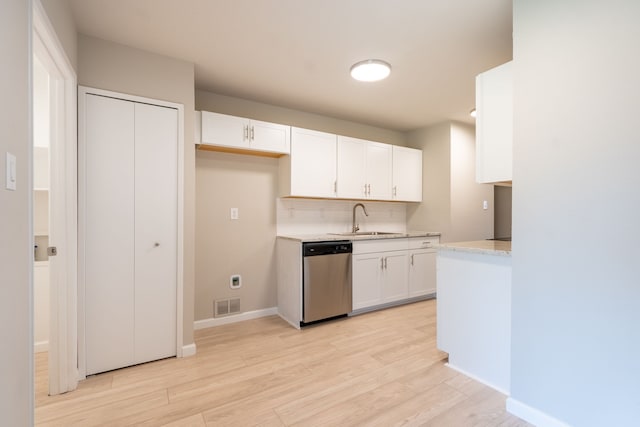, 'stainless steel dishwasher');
302,241,352,326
